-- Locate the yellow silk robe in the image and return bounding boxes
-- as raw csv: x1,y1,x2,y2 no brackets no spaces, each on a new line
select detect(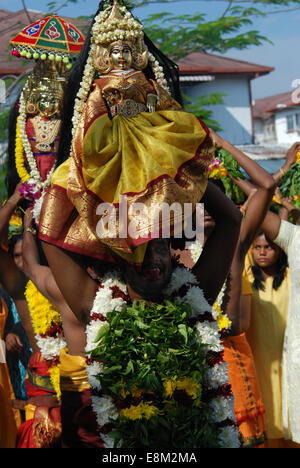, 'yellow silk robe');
39,69,214,265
